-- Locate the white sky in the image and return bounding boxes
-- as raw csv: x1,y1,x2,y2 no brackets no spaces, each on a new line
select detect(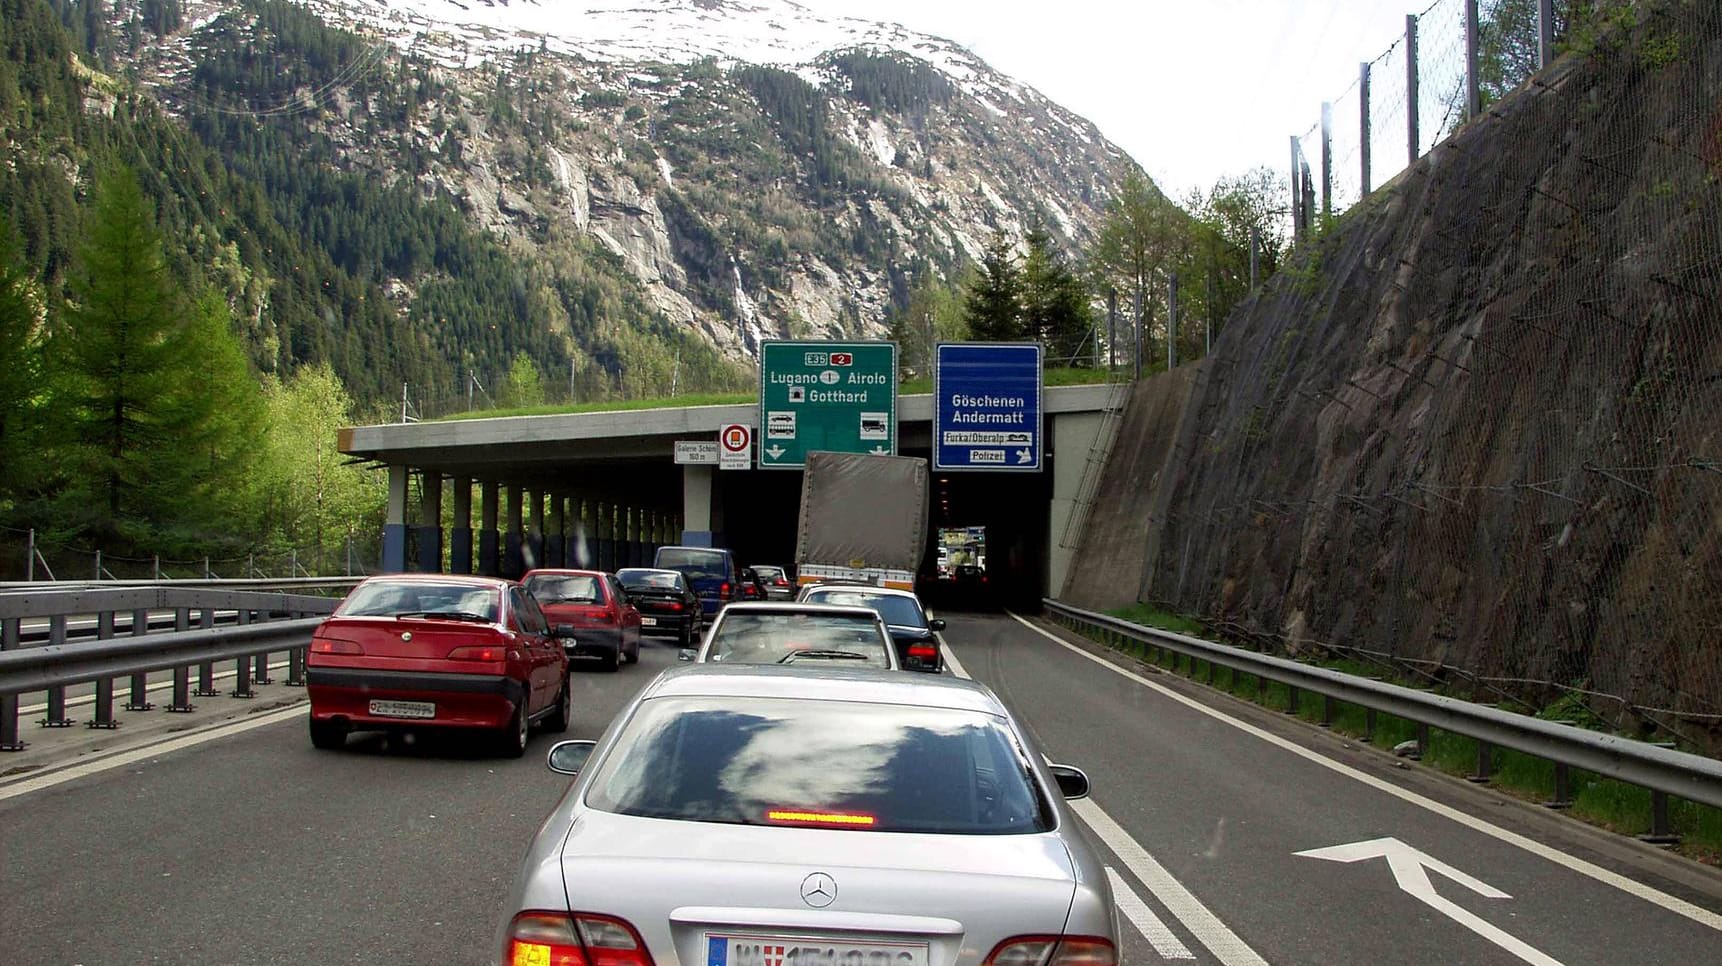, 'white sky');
796,0,1430,200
